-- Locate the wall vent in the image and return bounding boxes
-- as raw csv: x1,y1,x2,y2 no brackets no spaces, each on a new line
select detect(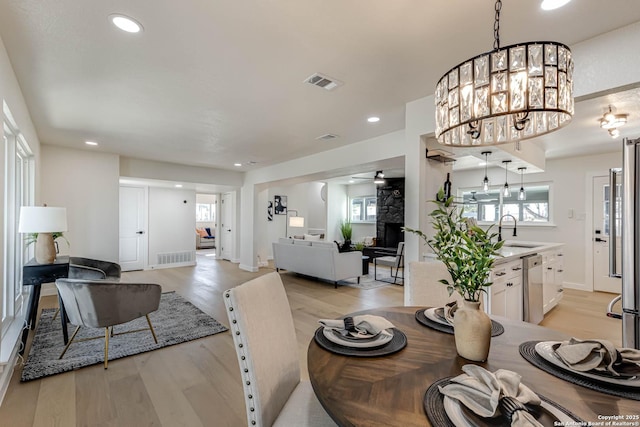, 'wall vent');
157,250,195,265
304,73,343,91
316,133,339,141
